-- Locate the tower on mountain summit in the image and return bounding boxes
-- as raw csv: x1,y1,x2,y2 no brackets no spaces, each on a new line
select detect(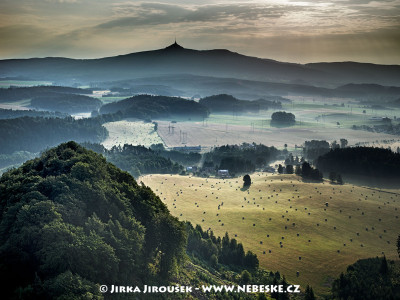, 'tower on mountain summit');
164,39,184,50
